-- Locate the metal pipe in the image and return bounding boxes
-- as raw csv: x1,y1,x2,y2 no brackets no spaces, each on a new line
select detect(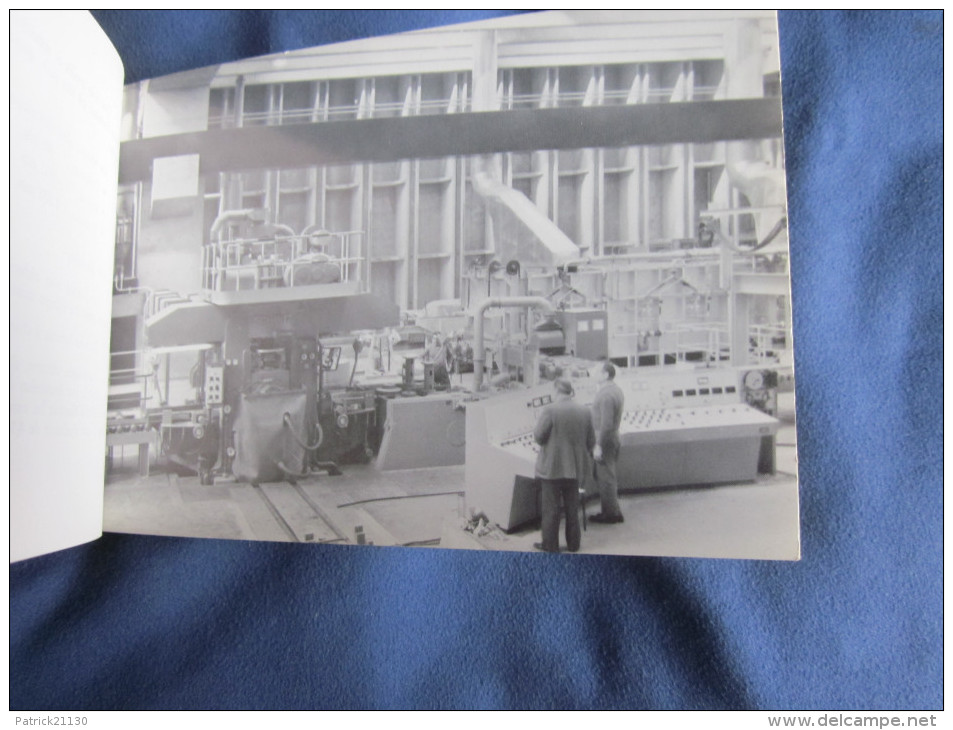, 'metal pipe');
271,224,296,238
473,296,553,391
423,298,463,316
209,208,266,242
470,164,579,267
